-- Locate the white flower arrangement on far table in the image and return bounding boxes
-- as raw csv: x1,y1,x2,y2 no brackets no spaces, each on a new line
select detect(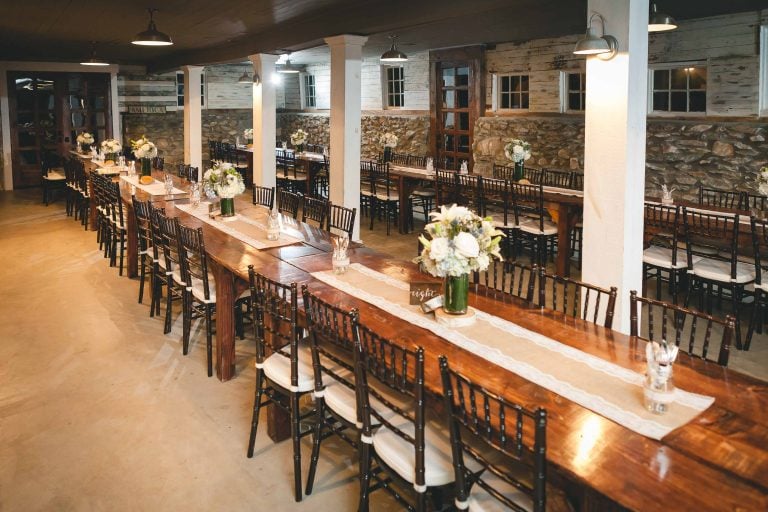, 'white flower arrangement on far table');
77,132,94,145
380,132,398,148
243,128,253,141
504,139,532,164
759,166,768,196
415,204,504,278
100,138,122,158
131,135,158,160
203,161,245,199
290,129,308,147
